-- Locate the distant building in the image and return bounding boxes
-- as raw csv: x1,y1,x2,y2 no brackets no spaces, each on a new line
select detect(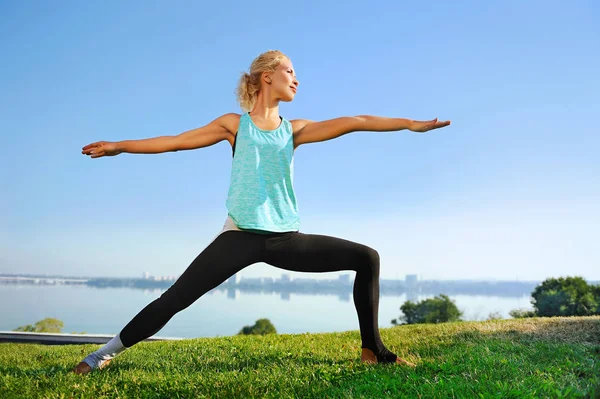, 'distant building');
227,288,239,300
280,274,291,282
143,272,150,280
338,292,351,302
405,274,418,287
240,277,263,285
405,274,419,300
